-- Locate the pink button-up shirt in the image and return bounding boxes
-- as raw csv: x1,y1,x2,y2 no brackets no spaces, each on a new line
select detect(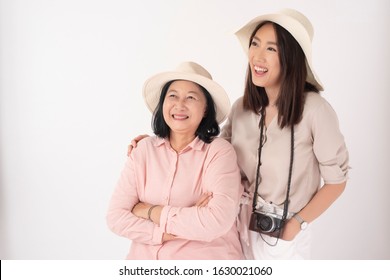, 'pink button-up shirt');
107,136,244,259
